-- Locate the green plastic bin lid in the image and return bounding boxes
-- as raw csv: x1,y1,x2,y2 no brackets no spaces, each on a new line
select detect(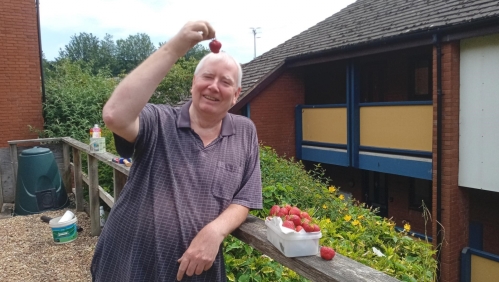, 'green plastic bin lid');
21,146,50,156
